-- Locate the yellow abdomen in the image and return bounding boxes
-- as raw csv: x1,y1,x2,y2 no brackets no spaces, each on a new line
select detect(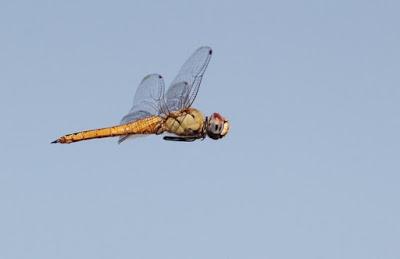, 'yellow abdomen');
53,116,163,144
